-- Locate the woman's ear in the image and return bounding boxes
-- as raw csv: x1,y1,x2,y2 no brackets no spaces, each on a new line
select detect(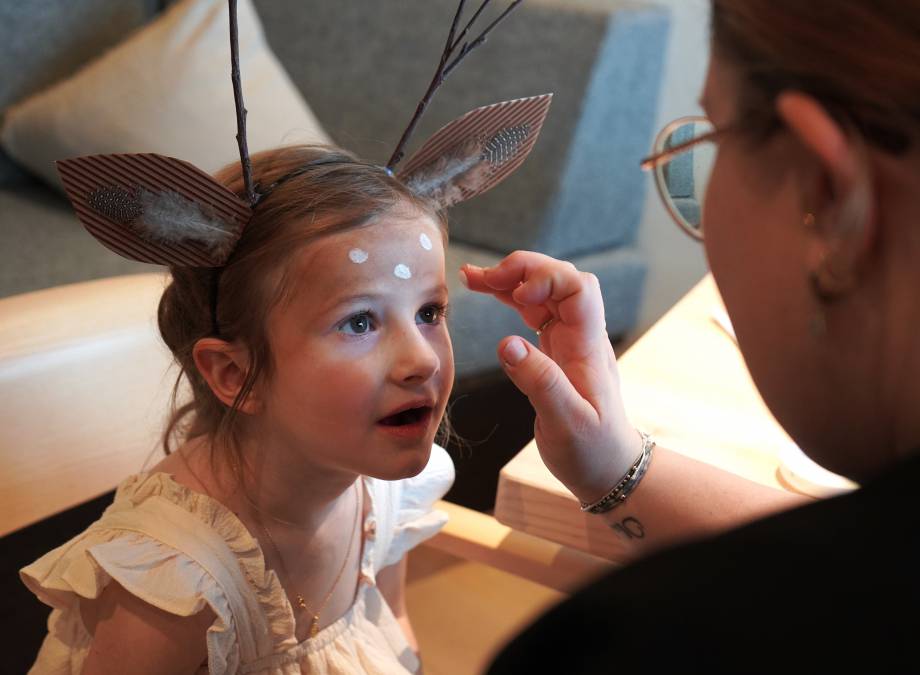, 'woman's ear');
192,338,260,414
776,91,876,298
